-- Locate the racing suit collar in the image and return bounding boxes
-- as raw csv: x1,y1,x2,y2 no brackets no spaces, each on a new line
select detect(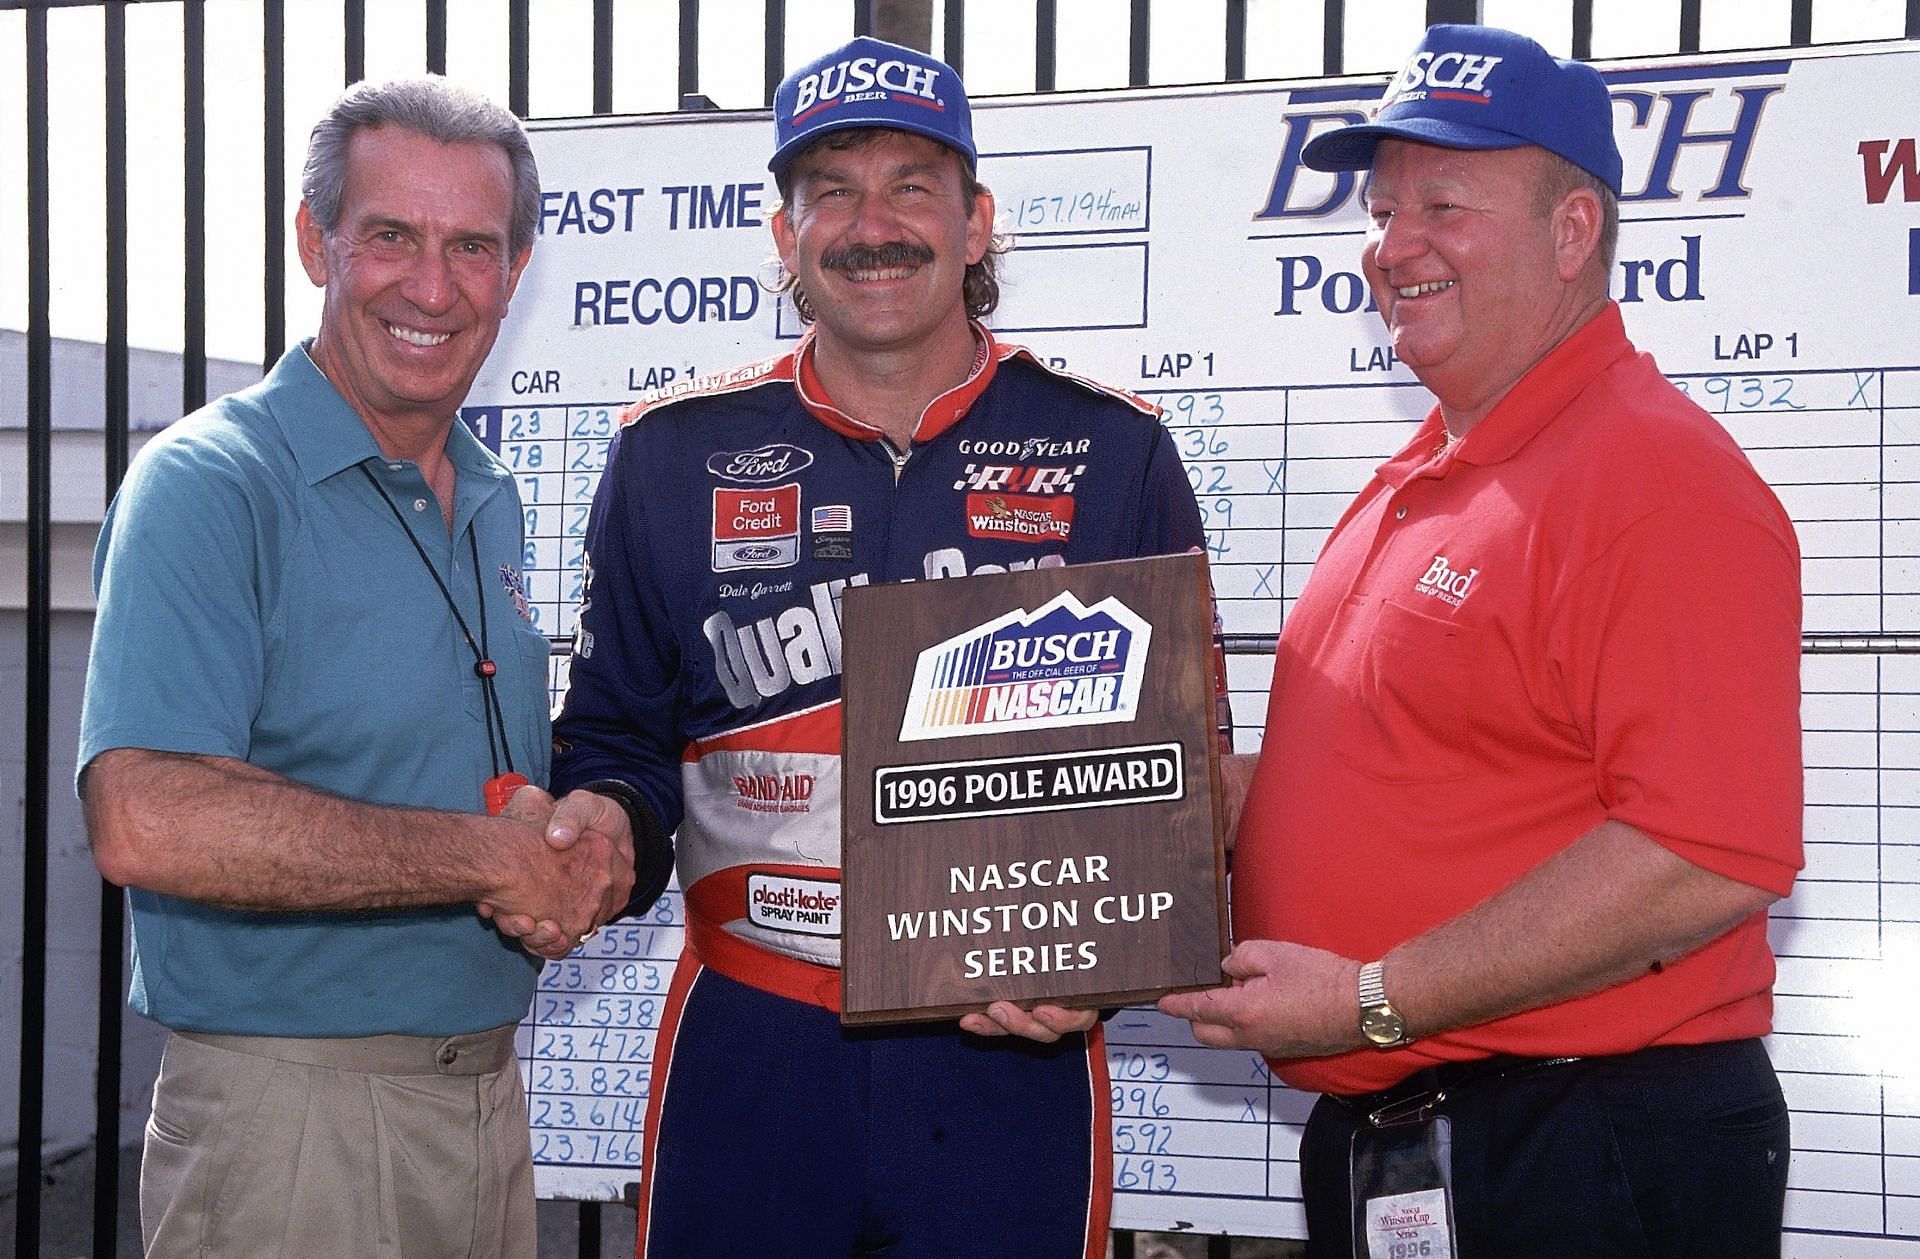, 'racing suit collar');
791,320,1001,445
